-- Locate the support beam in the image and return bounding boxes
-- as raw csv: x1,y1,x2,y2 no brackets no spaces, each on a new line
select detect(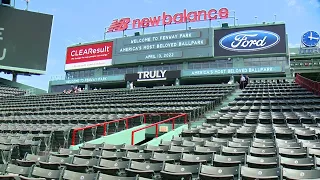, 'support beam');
12,72,17,82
